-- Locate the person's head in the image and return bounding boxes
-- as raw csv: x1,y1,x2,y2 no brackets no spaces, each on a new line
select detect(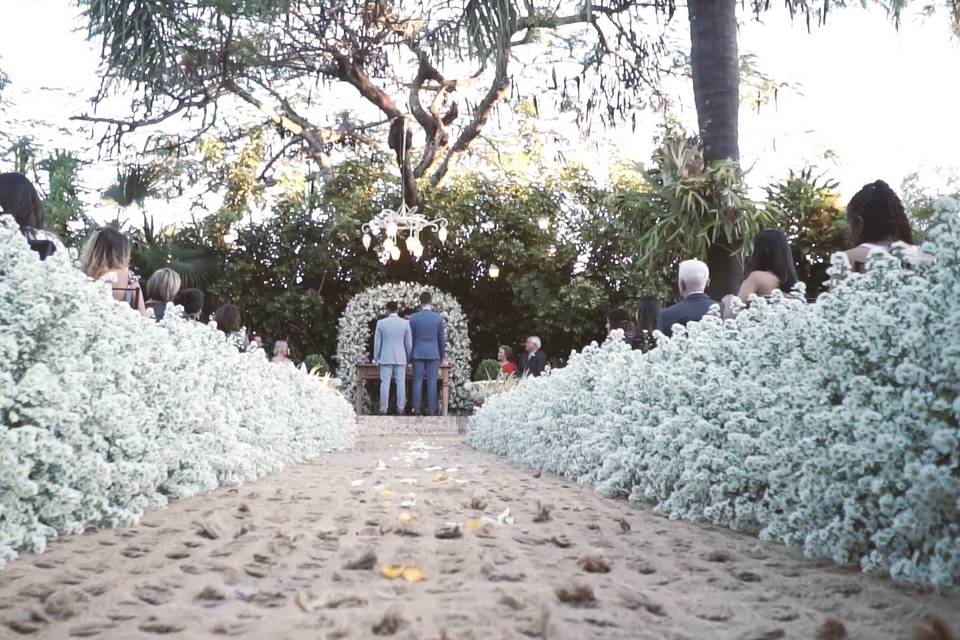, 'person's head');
145,268,181,303
635,297,661,332
419,291,432,306
749,230,798,290
174,288,204,319
606,307,630,332
80,227,132,279
251,333,264,348
497,345,514,363
273,339,289,358
525,336,541,353
386,300,399,314
846,180,913,247
213,303,242,334
0,172,46,234
677,259,709,296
